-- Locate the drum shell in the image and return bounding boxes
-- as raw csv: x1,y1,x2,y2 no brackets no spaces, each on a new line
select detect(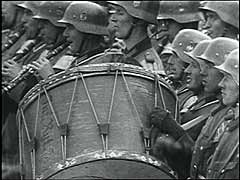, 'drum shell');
18,63,177,179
